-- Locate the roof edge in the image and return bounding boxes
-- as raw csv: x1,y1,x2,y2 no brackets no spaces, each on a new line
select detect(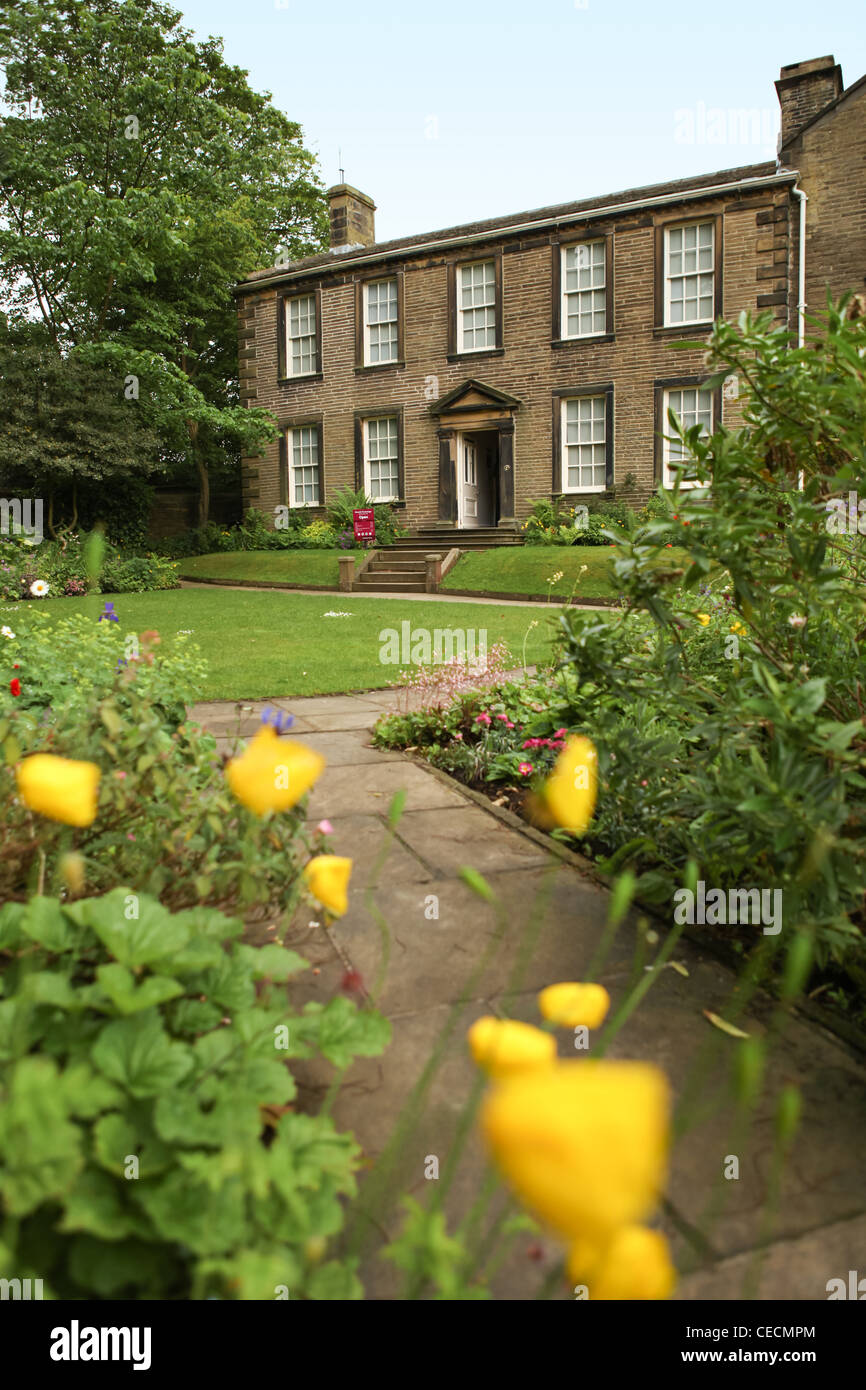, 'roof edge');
235,168,798,297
